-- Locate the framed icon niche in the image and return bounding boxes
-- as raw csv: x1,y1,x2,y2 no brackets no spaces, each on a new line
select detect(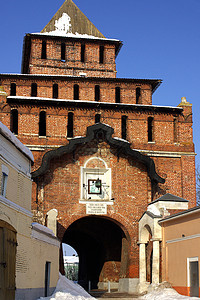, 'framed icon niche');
88,179,102,194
